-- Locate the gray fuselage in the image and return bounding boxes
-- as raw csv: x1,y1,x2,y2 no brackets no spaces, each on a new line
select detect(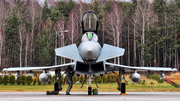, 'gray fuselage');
78,33,101,61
